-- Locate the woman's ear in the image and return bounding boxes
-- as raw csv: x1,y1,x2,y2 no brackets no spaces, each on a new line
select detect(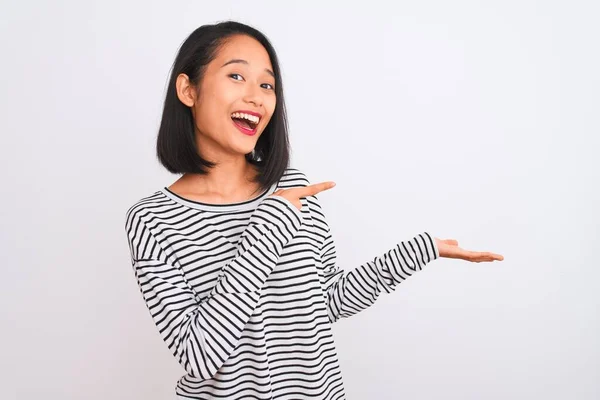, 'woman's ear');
175,73,196,107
